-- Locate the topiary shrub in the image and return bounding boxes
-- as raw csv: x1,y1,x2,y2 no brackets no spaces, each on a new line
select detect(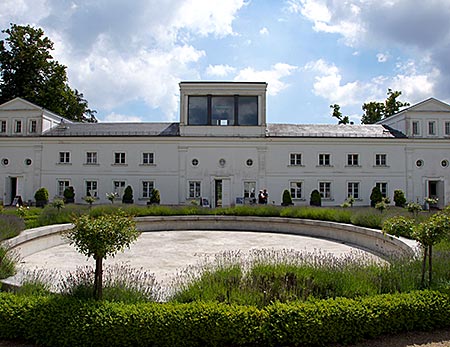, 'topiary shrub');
122,185,134,204
281,189,293,206
149,188,160,205
34,187,49,208
63,186,75,203
393,189,406,207
370,186,383,208
310,190,321,207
